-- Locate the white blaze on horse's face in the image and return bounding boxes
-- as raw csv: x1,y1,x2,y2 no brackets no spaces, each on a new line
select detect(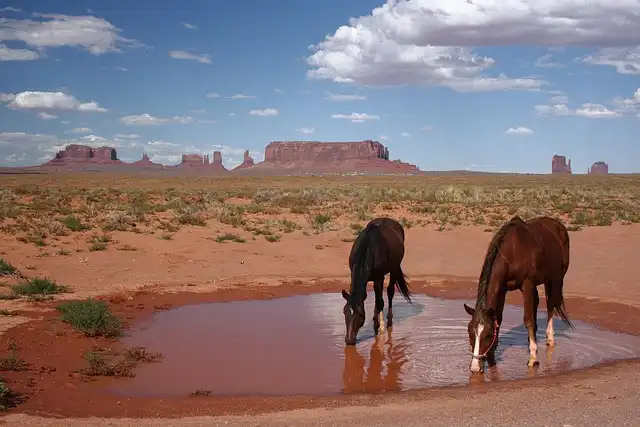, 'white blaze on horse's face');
470,323,484,373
